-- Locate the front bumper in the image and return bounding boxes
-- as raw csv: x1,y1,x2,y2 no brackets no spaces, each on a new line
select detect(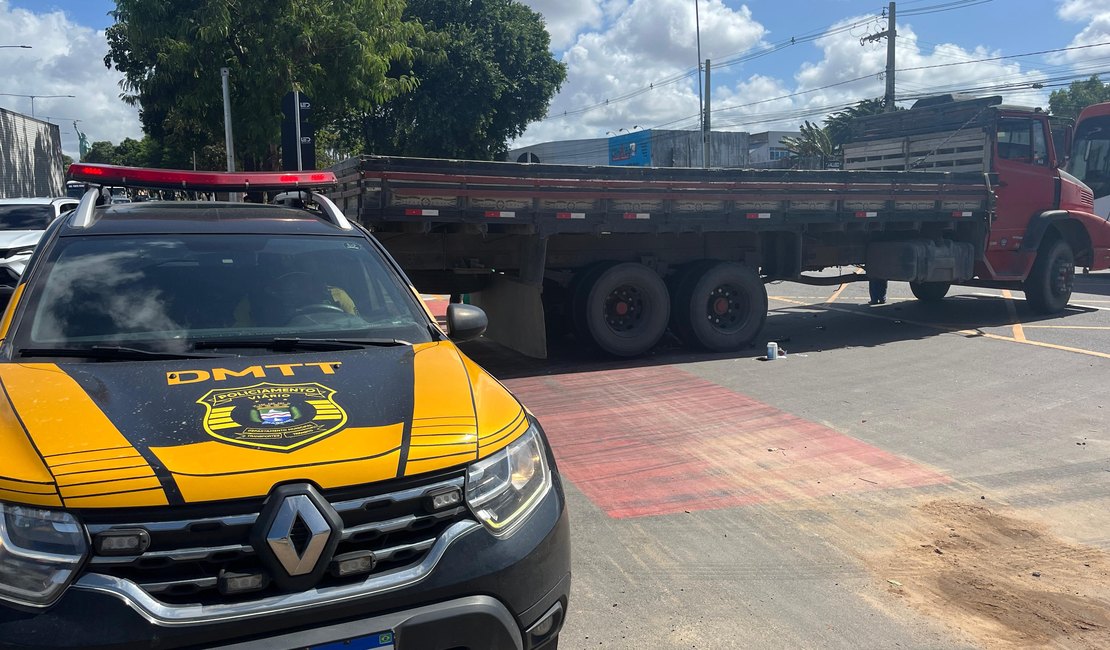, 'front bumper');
0,475,570,649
